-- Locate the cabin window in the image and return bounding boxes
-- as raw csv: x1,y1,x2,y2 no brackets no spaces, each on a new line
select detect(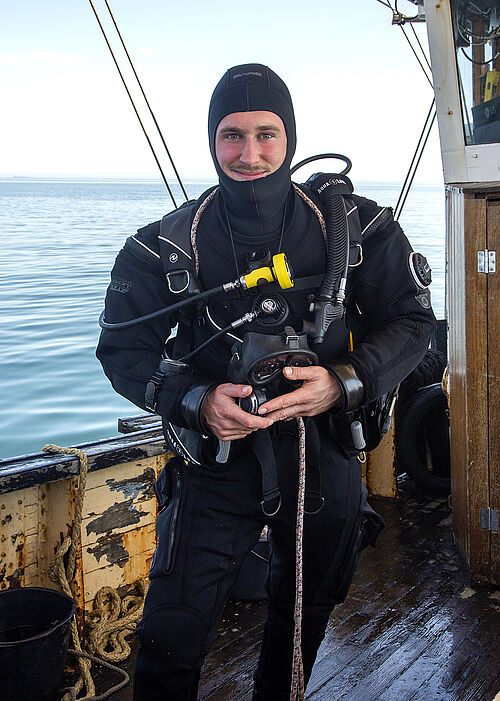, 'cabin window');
451,0,500,145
